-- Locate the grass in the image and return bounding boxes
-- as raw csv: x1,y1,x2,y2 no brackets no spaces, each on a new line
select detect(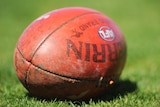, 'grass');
0,0,160,106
